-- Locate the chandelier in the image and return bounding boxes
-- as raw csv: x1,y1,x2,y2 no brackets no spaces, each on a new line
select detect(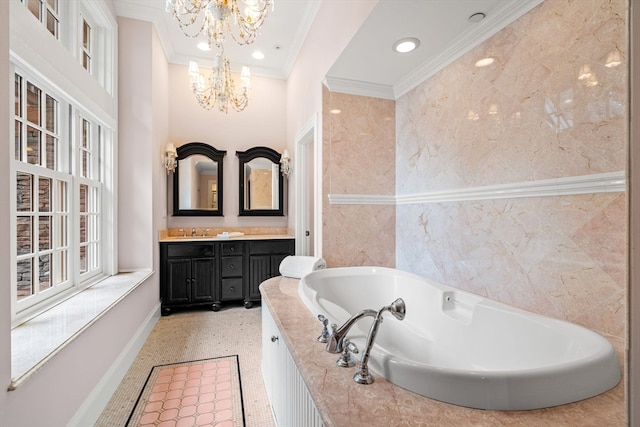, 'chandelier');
188,53,251,113
166,0,273,48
